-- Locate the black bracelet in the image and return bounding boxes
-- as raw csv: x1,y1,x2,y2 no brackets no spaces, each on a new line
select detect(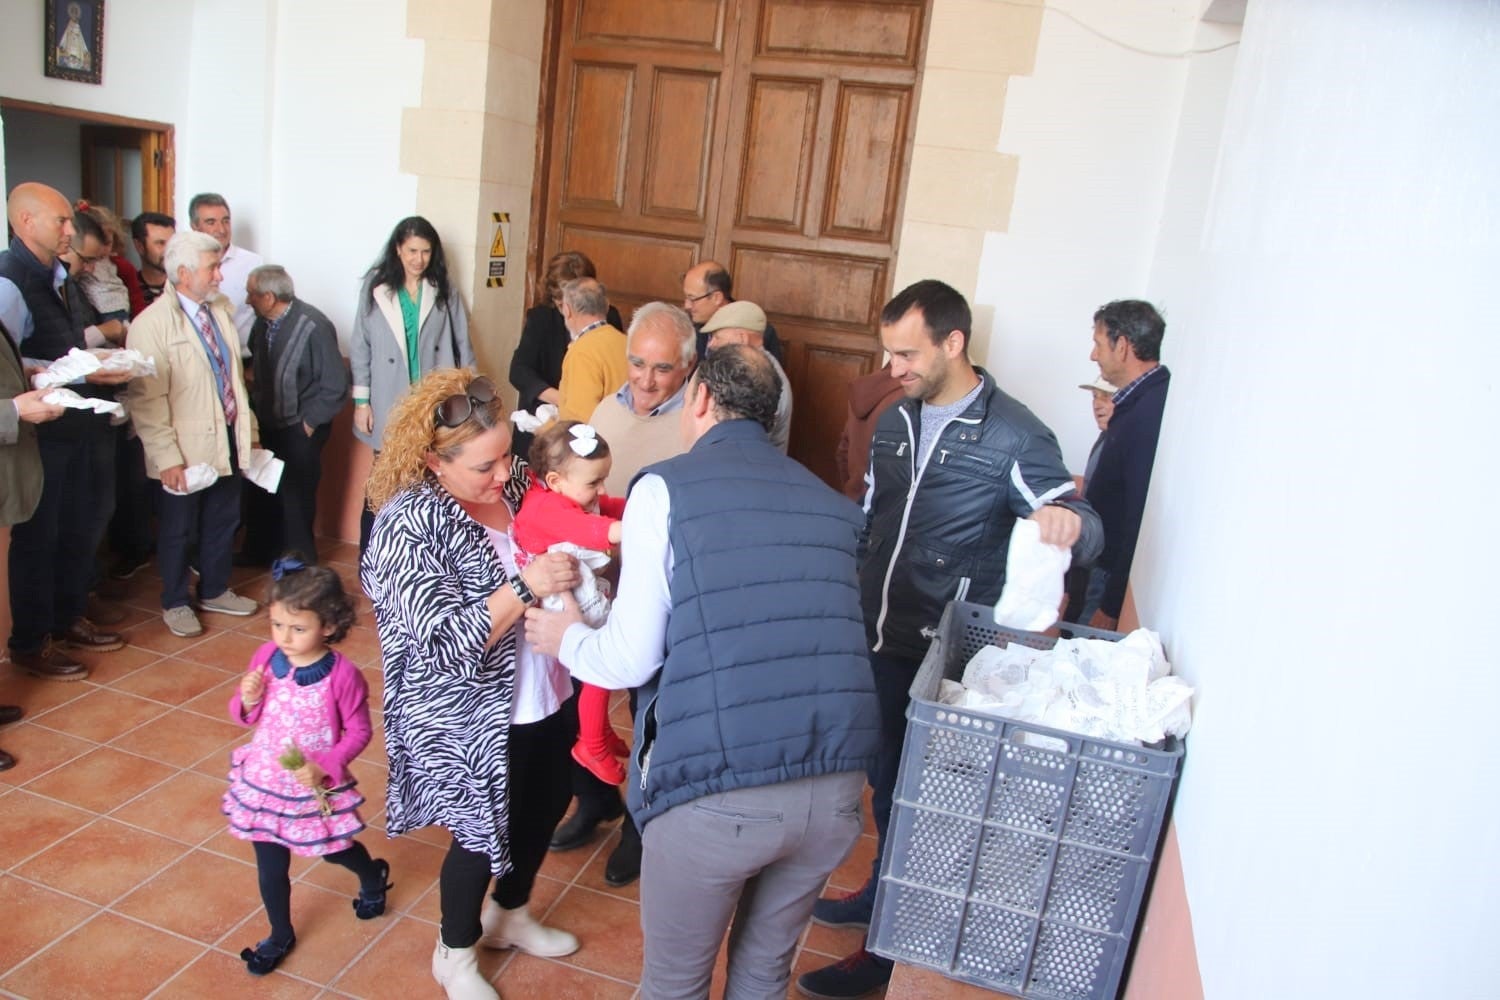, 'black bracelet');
509,574,538,606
